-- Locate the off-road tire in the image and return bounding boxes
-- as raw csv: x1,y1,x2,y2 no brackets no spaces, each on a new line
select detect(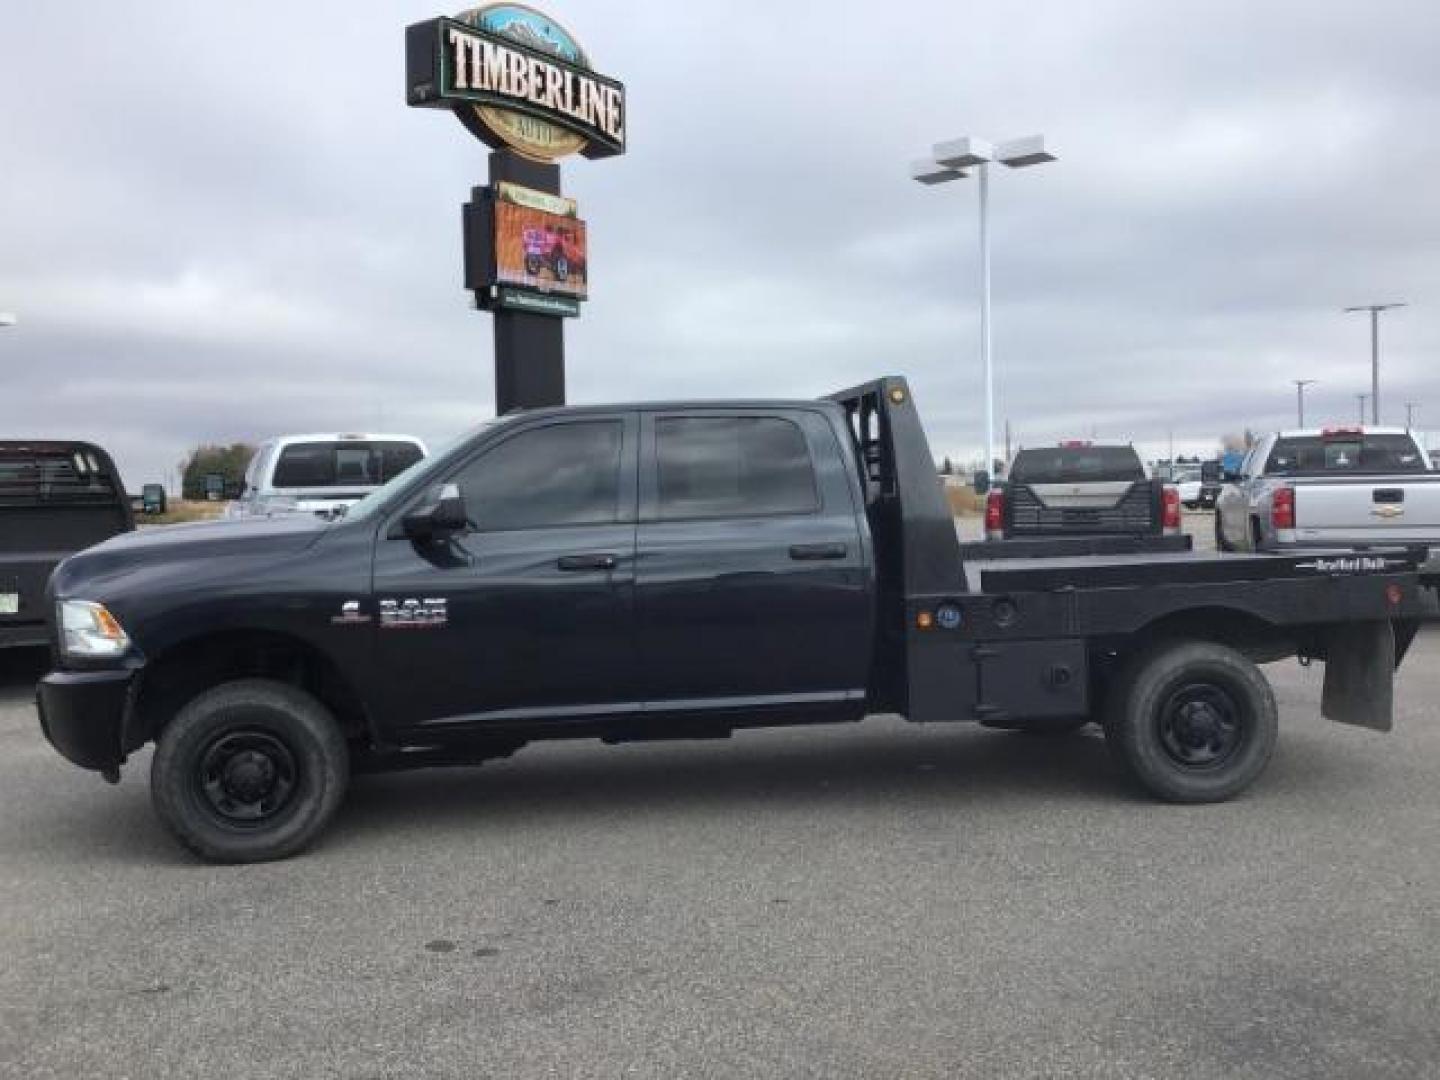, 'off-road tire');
151,679,348,863
1103,641,1277,803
